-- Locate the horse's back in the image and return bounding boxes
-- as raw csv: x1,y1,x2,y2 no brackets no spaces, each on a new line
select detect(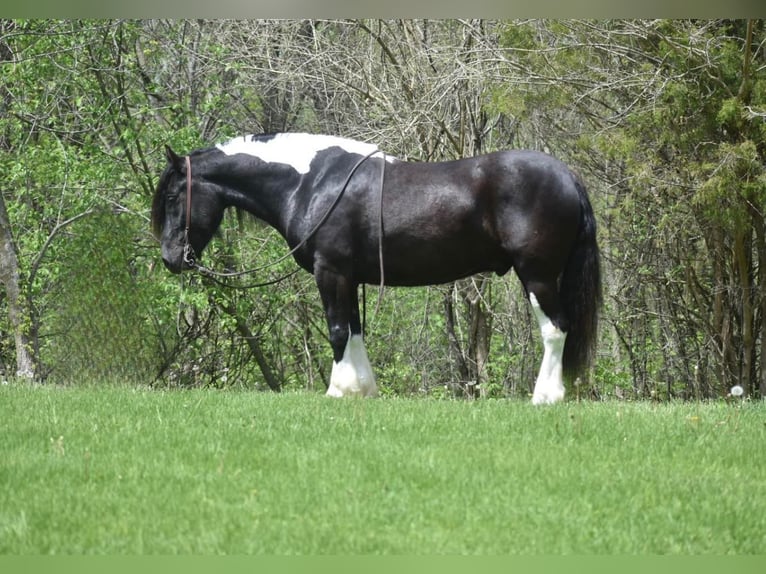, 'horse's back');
384,149,581,241
350,149,583,286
